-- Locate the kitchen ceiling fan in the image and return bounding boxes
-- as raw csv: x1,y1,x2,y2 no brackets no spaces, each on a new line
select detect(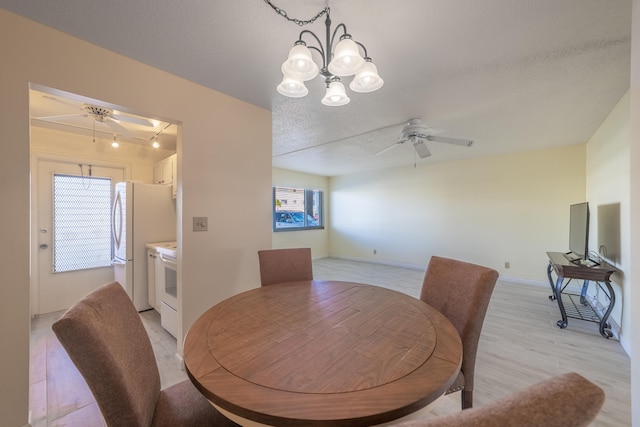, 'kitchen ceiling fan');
376,118,473,158
34,97,155,138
